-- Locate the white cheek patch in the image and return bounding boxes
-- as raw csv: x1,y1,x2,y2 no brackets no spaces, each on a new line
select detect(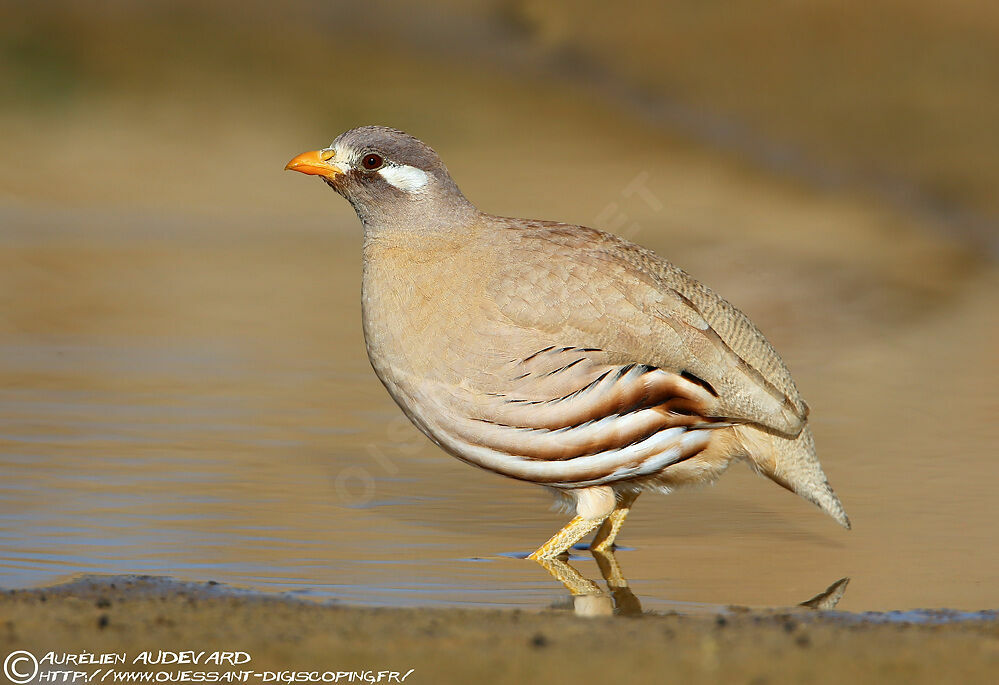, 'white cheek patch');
378,164,430,193
323,146,351,174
